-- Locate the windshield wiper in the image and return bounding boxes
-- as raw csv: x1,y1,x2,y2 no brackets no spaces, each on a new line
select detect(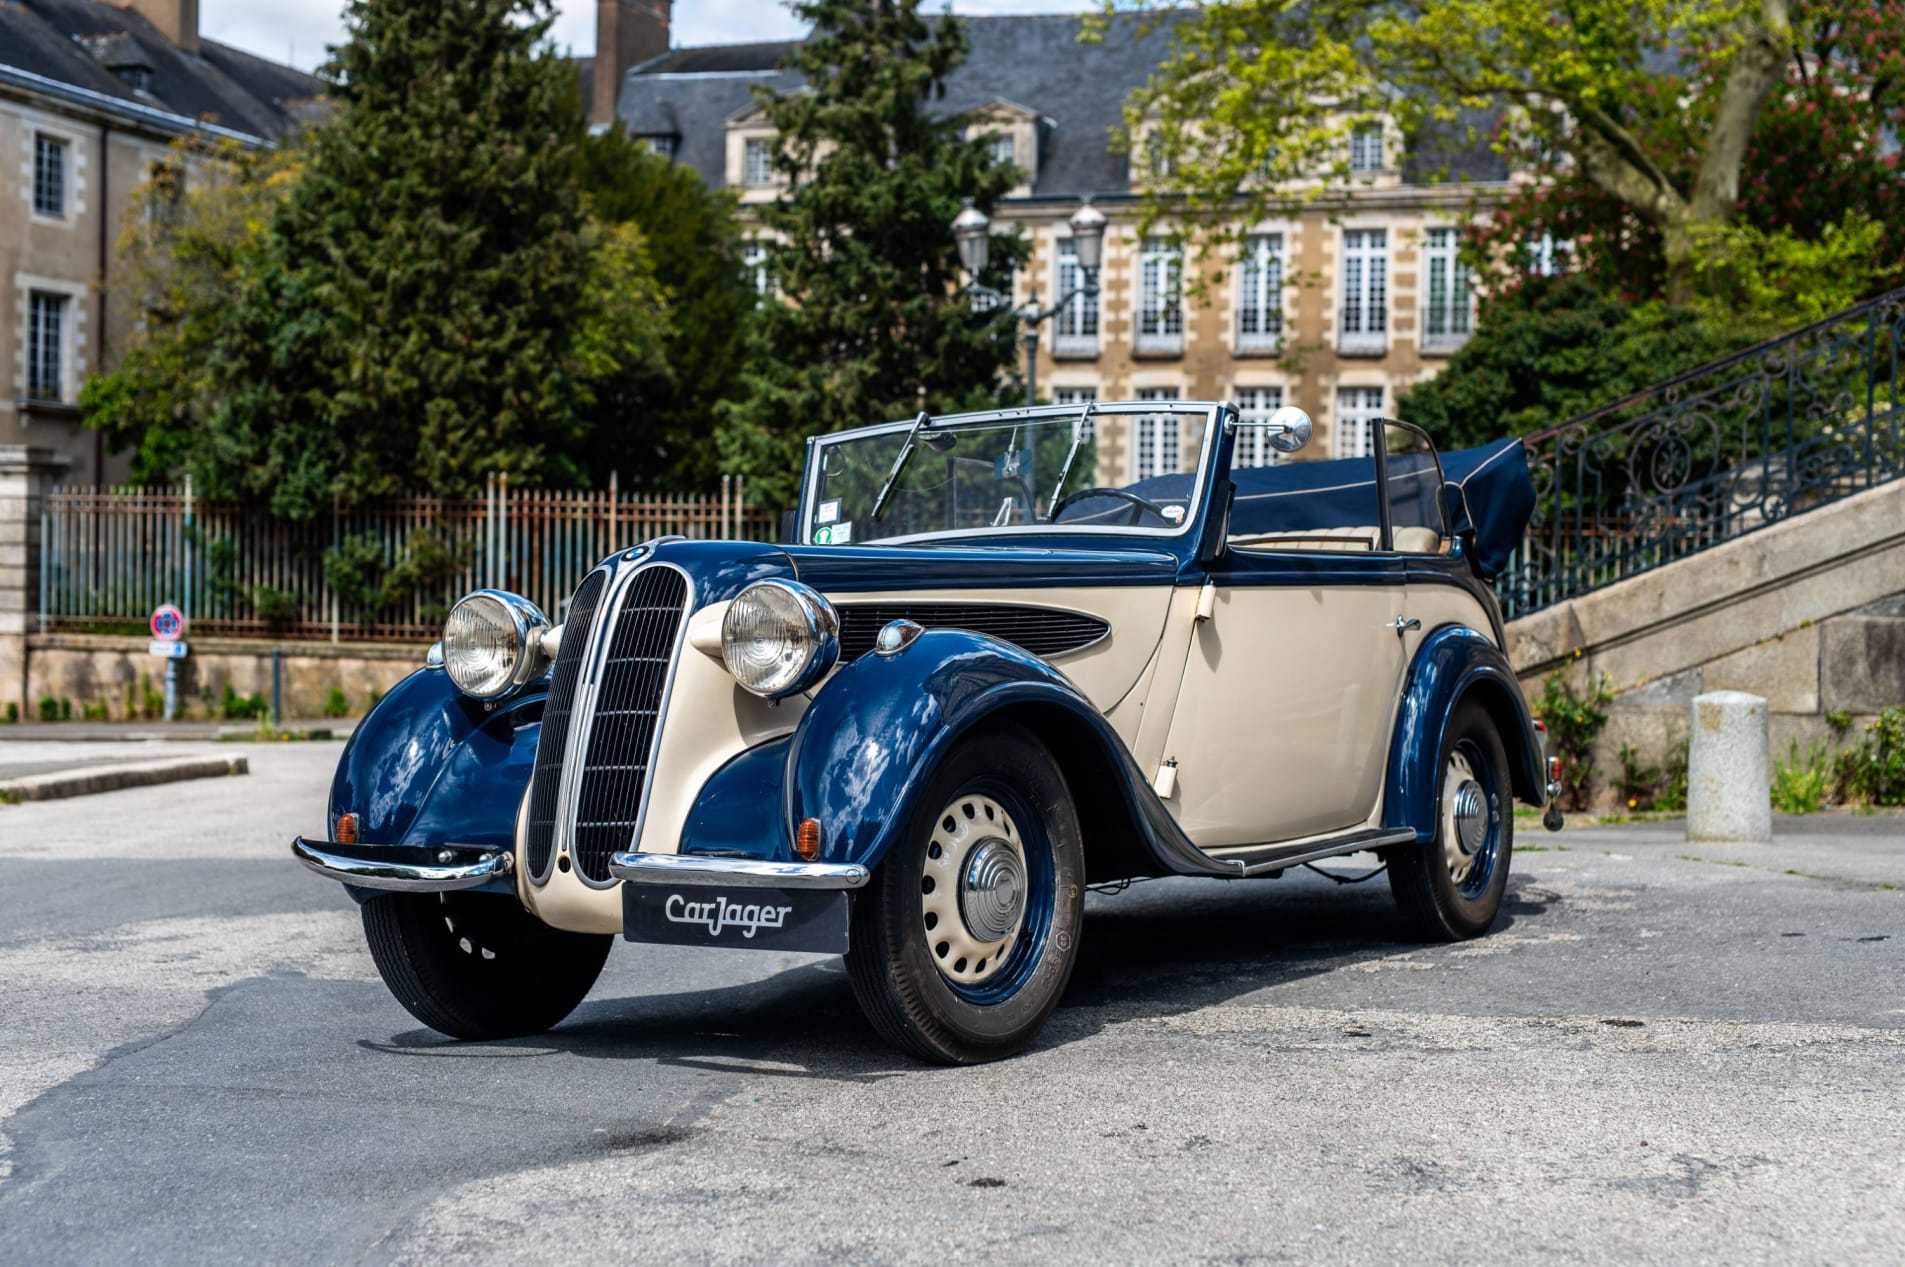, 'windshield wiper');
870,410,931,522
1045,401,1095,520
